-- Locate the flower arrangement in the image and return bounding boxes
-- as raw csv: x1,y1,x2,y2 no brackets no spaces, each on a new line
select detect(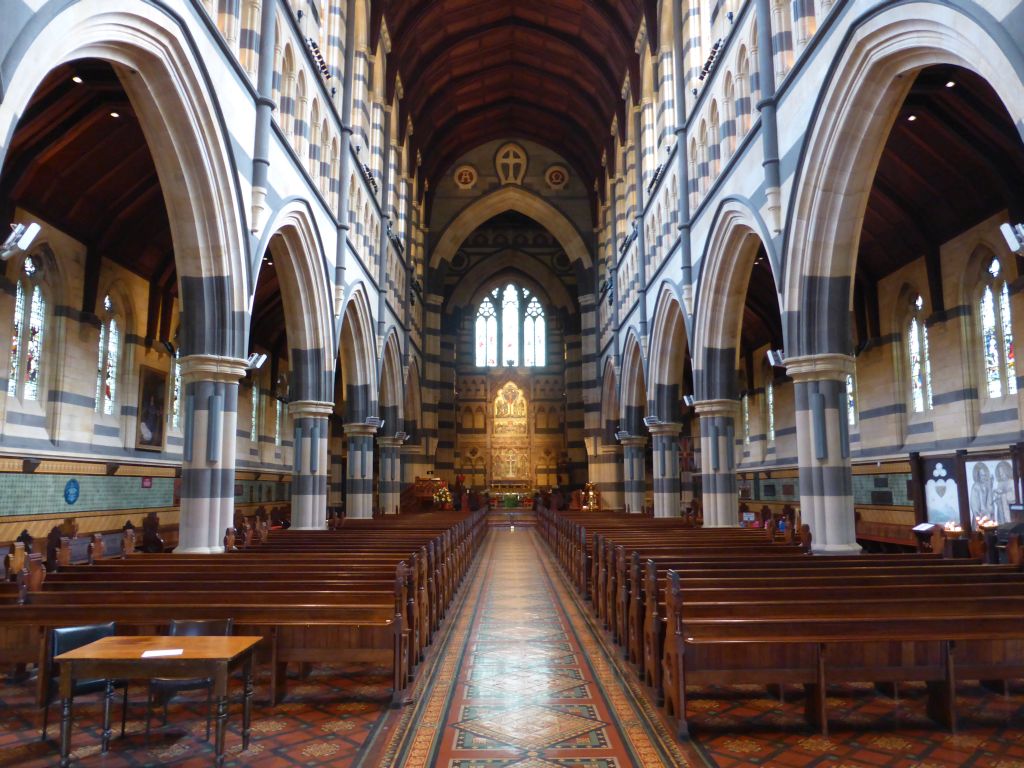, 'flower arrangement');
433,485,452,506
